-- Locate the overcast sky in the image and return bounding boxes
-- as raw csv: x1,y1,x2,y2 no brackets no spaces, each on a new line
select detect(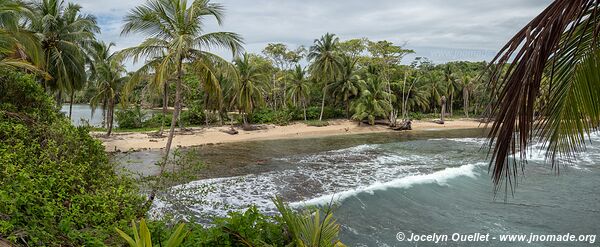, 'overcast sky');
74,0,552,68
